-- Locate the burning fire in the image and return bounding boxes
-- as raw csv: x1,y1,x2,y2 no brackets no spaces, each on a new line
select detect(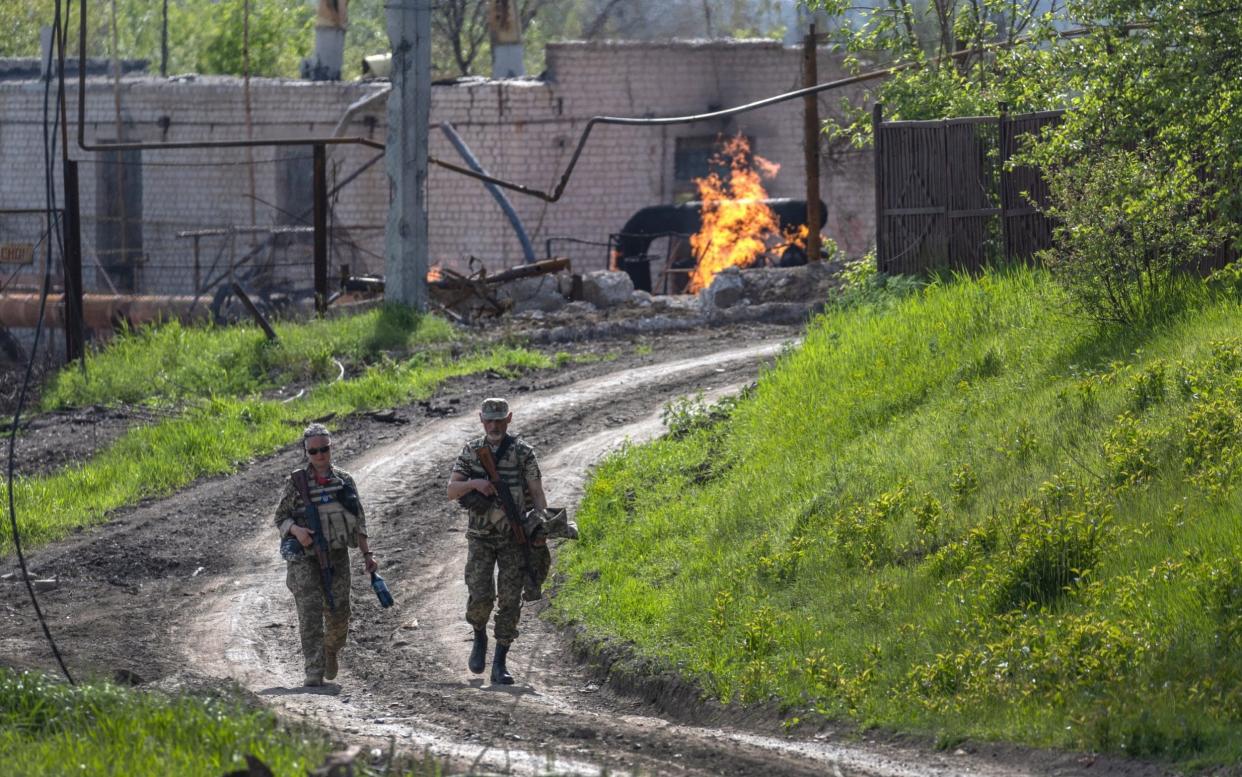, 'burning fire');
426,264,443,282
687,135,783,293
